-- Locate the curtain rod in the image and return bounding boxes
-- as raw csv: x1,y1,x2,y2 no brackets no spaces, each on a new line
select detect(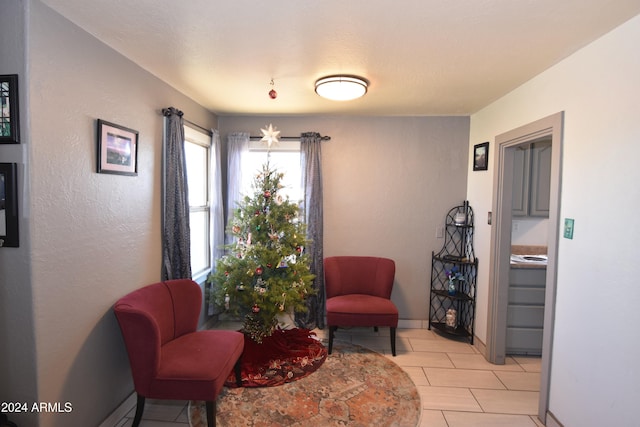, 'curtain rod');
249,135,331,141
184,119,212,136
162,108,331,141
